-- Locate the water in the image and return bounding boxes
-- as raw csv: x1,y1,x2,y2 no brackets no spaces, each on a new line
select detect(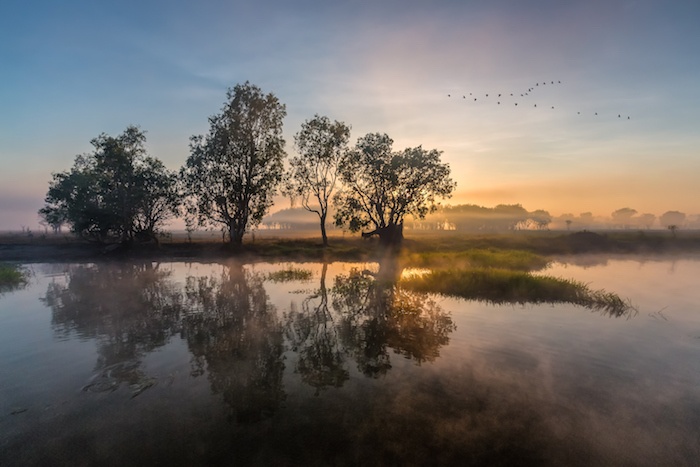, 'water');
1,257,699,466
